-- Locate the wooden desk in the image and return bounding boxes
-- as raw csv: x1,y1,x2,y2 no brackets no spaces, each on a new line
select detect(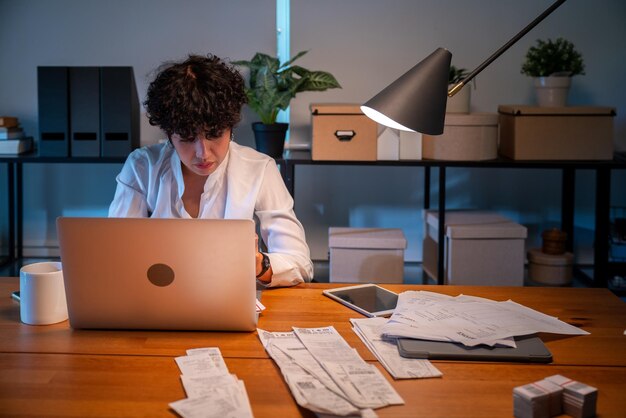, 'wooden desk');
1,278,625,417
